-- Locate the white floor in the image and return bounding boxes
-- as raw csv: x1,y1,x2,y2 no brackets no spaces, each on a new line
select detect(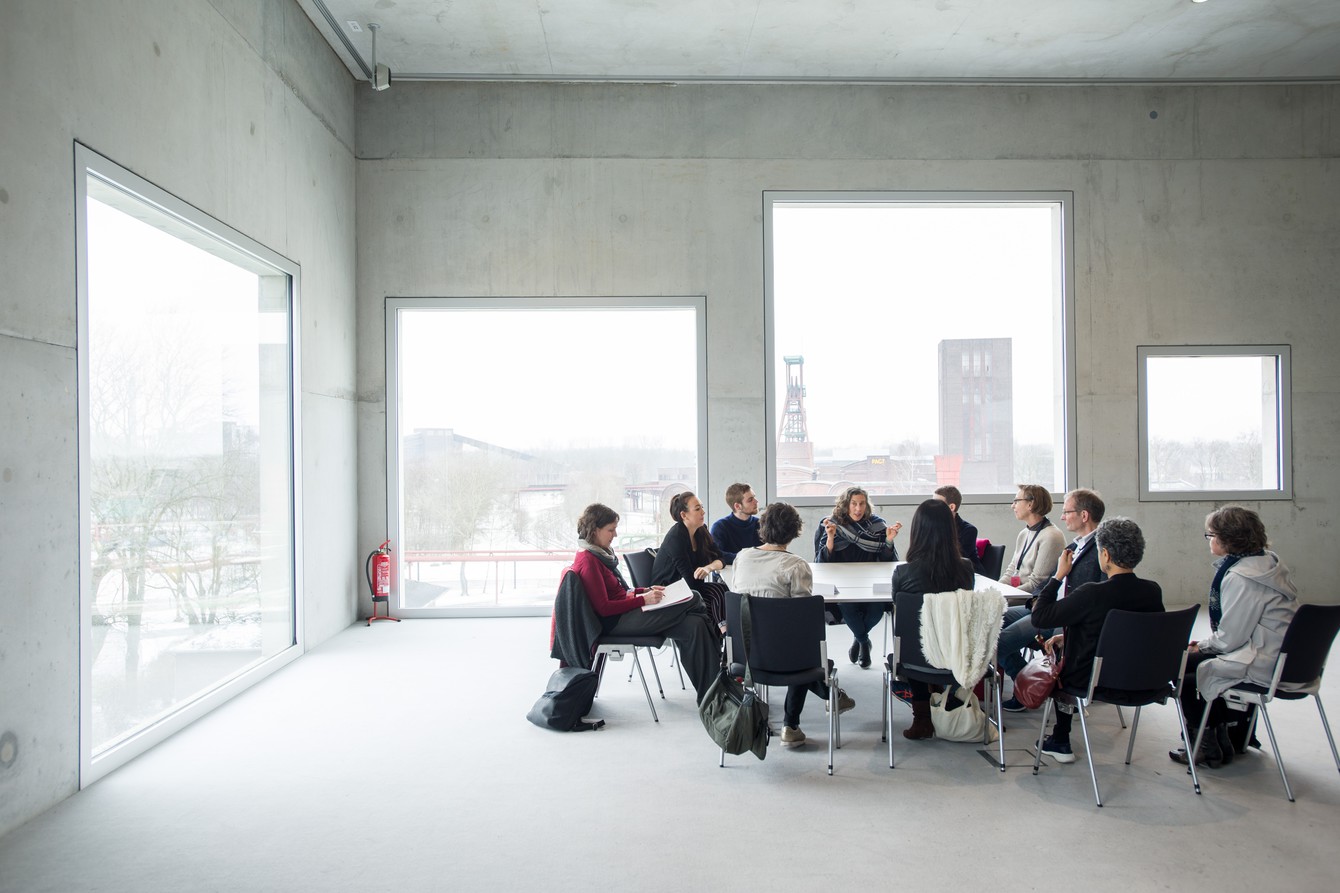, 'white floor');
2,615,1338,892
